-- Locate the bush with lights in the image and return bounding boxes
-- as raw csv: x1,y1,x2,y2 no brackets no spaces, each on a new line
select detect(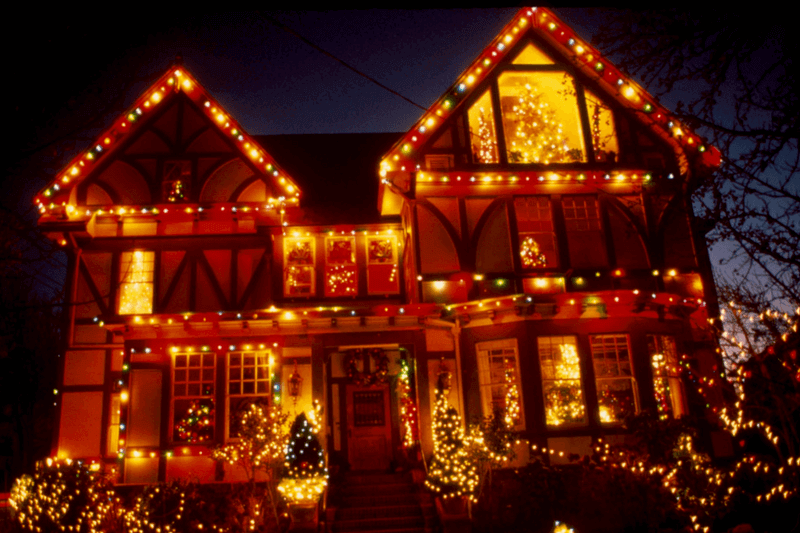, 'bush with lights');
277,410,328,504
212,400,290,530
9,457,119,533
